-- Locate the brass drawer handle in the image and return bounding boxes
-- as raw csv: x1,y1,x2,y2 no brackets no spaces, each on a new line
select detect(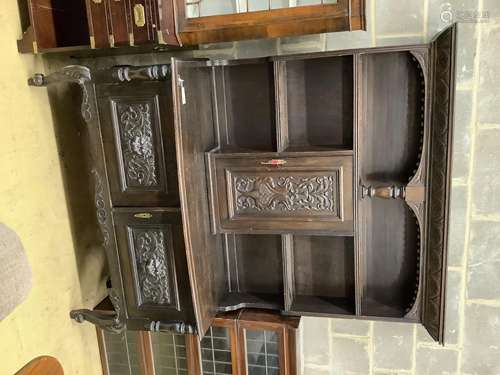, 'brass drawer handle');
260,159,287,166
134,213,152,219
134,4,146,27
